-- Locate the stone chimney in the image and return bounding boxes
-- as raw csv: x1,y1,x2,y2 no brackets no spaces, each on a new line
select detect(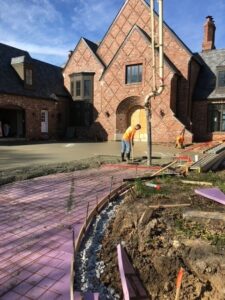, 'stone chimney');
68,50,73,58
202,16,216,51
